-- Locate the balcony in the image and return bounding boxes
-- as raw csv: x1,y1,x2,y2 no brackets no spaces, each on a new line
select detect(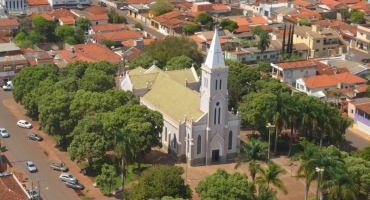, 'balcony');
324,41,339,45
